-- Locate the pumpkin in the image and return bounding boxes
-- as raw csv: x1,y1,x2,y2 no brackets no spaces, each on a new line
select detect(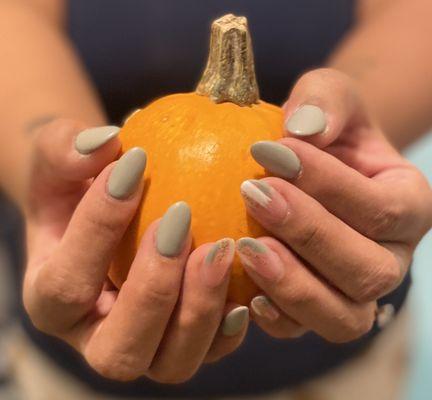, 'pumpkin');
110,14,284,305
